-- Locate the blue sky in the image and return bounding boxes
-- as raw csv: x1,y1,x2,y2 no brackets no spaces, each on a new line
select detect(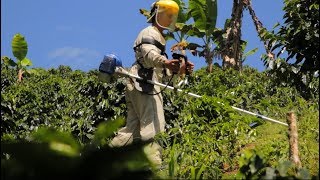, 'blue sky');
1,0,284,72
